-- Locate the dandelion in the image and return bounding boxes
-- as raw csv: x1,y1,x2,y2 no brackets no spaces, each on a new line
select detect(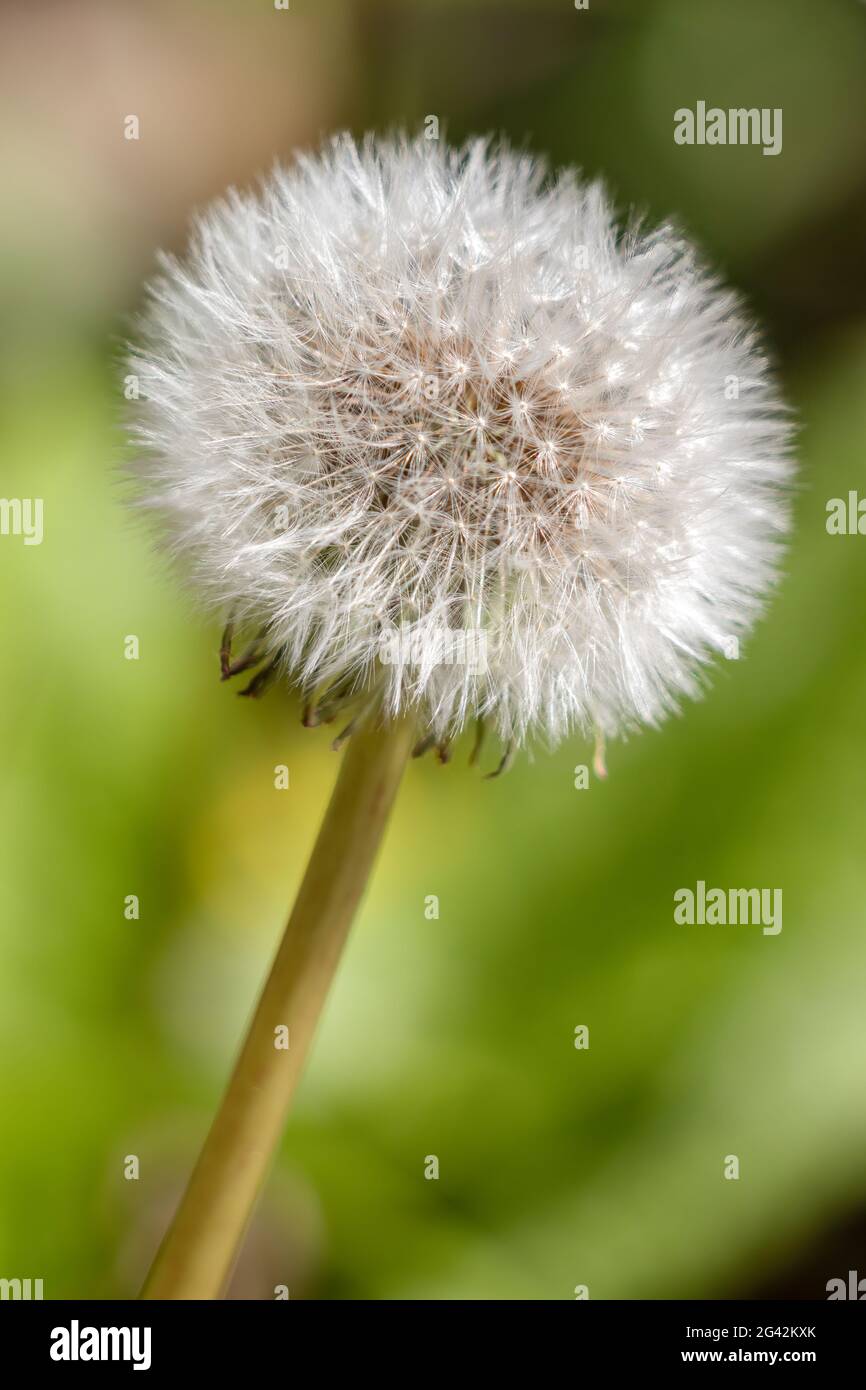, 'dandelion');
131,134,793,1298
